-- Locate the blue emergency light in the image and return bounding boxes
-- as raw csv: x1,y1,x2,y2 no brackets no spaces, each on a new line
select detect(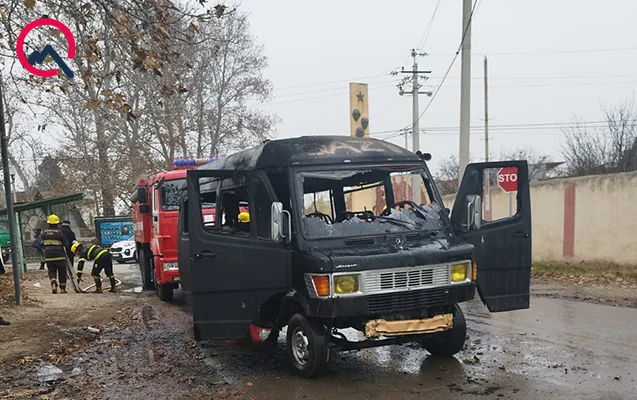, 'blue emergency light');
173,157,219,169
